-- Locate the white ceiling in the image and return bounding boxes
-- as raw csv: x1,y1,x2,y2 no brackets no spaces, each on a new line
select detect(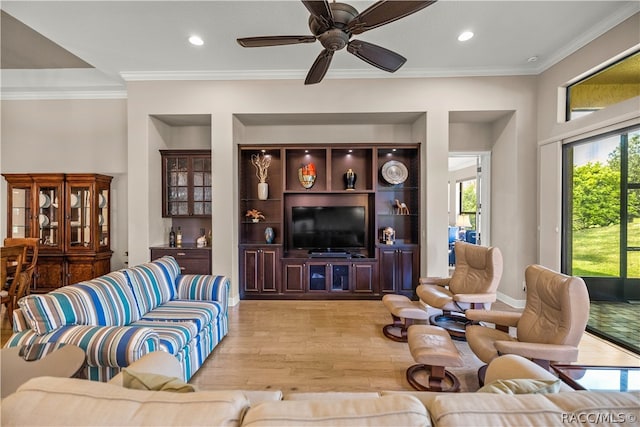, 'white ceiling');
1,1,638,98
